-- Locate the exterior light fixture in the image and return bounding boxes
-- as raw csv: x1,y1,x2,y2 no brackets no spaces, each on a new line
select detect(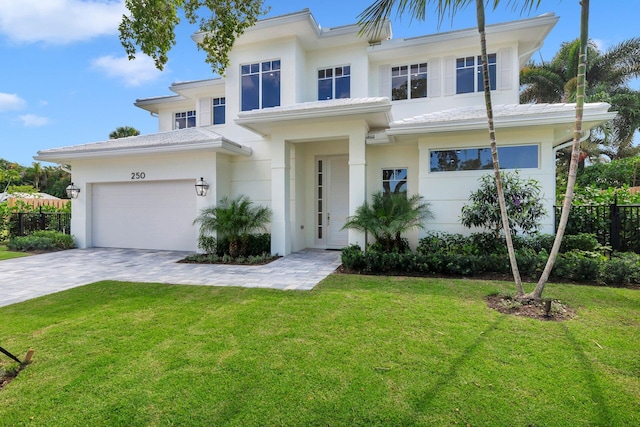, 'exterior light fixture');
195,177,209,197
65,182,80,199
